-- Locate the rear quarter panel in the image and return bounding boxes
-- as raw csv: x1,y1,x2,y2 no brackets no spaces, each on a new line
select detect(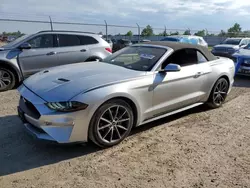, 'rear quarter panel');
202,57,235,101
